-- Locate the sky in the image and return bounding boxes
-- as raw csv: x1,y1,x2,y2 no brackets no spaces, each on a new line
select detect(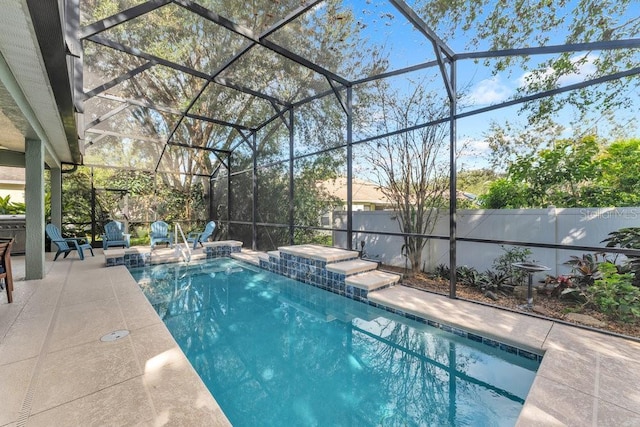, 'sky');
343,0,640,171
